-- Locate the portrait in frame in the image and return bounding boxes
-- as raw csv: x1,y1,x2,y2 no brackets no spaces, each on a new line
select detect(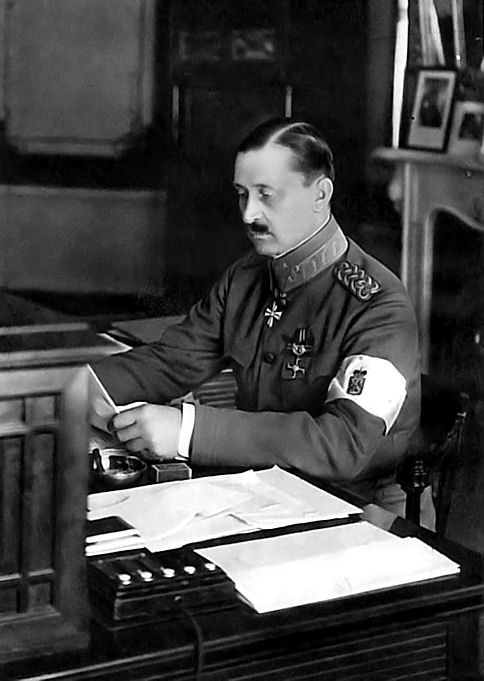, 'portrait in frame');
407,69,457,151
448,101,484,156
231,29,276,61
